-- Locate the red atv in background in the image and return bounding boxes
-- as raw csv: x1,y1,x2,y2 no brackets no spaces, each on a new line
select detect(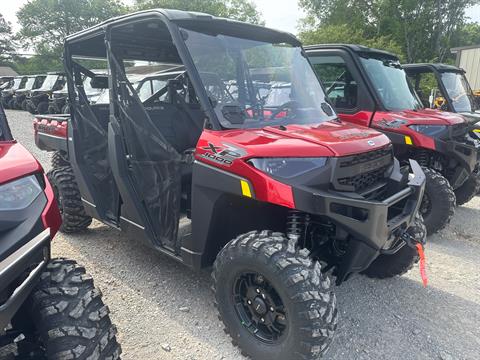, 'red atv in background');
0,104,121,359
306,44,480,234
